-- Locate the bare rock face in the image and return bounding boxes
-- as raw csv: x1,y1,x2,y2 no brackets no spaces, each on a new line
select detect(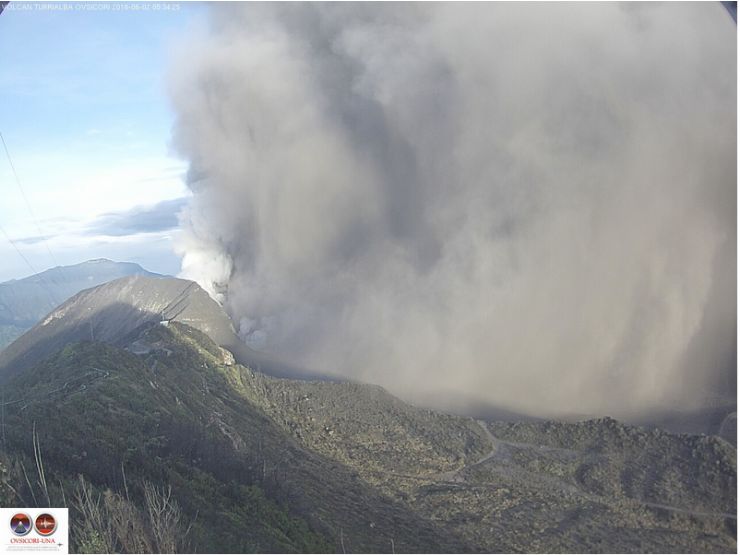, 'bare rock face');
220,347,236,366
